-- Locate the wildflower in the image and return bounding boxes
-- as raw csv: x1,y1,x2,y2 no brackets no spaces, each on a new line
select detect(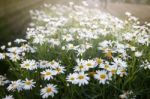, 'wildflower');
7,80,23,92
66,73,78,84
1,45,6,50
95,58,103,65
41,69,57,80
94,70,109,84
2,95,14,99
6,53,21,62
54,66,65,74
83,59,97,70
117,67,127,77
40,84,58,98
23,79,35,90
20,59,37,70
140,60,150,70
135,51,142,57
39,60,50,68
8,42,12,46
0,53,5,60
14,39,27,44
112,58,127,68
74,64,87,72
125,12,131,16
0,75,7,86
76,72,90,86
49,60,60,69
99,61,110,70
